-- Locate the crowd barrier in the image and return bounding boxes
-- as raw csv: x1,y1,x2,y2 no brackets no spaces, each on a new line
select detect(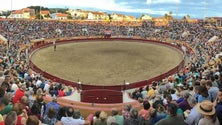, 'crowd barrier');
29,37,186,91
